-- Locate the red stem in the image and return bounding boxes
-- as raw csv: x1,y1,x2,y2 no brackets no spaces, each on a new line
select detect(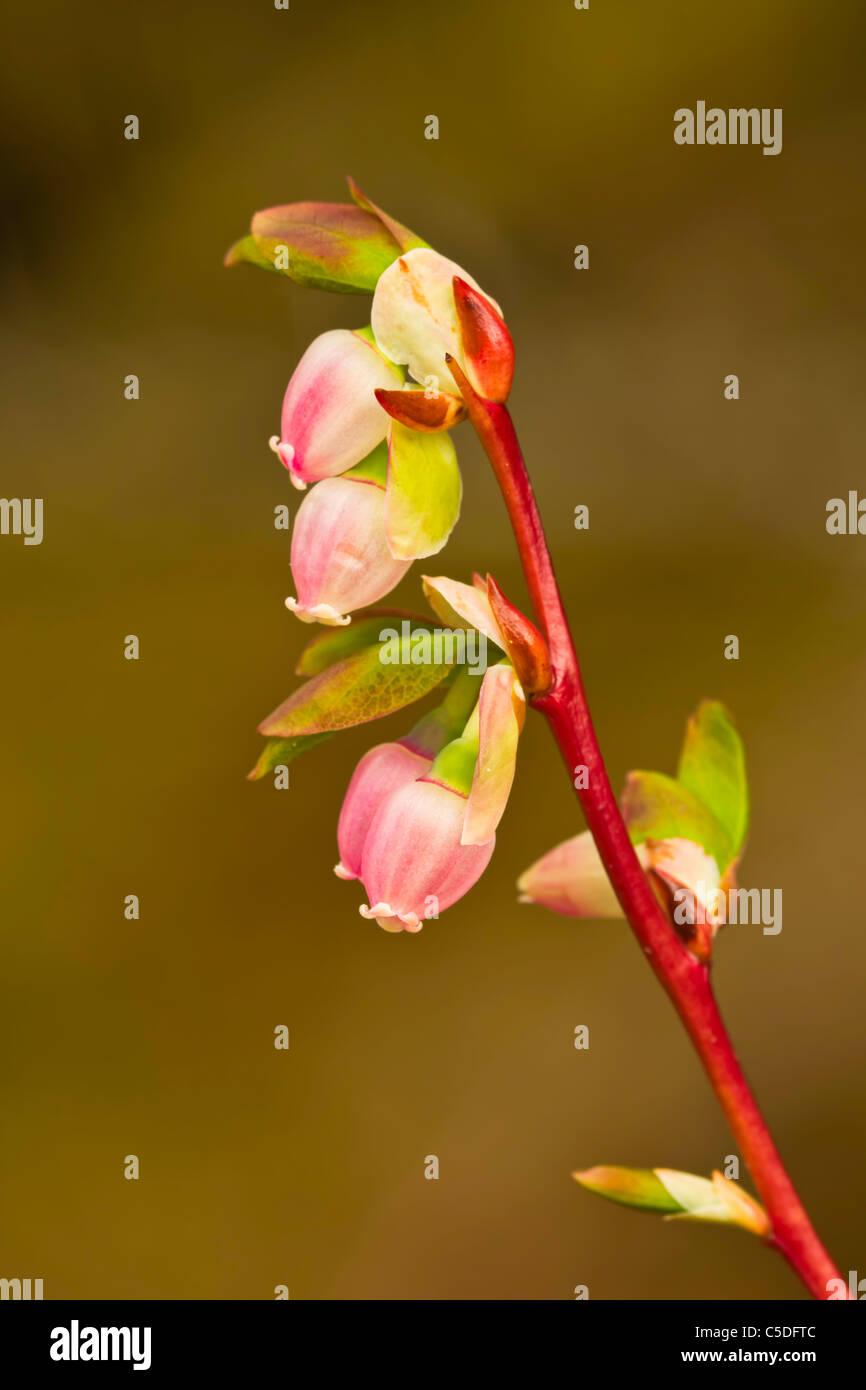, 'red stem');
460,379,845,1301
